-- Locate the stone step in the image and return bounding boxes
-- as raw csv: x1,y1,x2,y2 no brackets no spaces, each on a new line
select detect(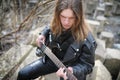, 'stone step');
44,73,59,80
0,44,33,80
99,31,114,48
91,60,112,80
10,47,40,80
